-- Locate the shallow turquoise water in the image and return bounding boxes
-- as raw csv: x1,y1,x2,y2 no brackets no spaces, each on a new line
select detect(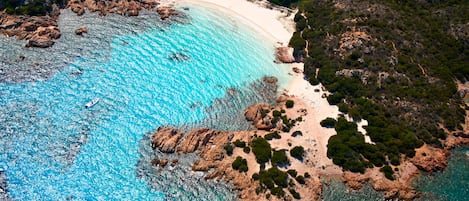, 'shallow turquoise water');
414,146,469,201
0,5,290,200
